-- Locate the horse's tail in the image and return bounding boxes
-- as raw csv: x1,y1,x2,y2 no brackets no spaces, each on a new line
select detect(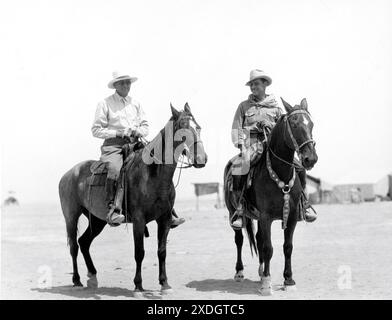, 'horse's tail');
58,169,84,247
245,217,258,256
